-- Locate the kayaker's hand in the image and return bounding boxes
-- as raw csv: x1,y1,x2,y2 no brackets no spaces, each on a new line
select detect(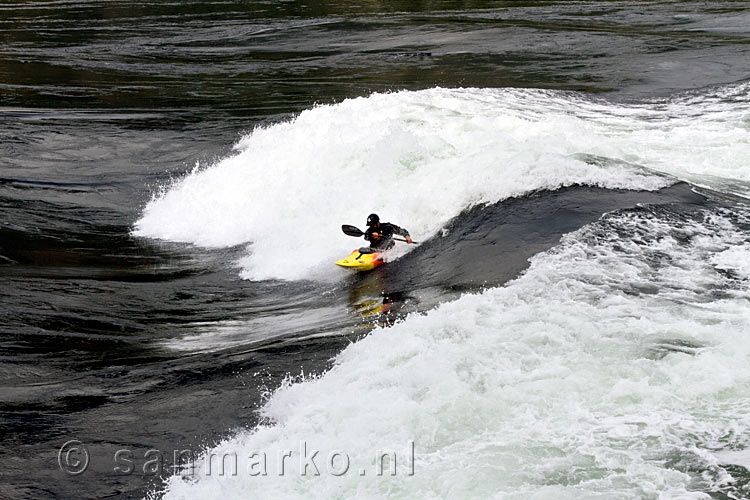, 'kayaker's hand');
371,232,380,238
406,235,413,244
